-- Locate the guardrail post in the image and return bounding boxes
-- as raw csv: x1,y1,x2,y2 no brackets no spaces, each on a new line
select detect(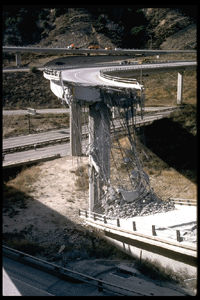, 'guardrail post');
176,230,181,242
85,211,87,218
117,219,120,227
98,279,103,292
152,225,156,236
94,213,96,221
104,216,107,224
132,221,136,231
